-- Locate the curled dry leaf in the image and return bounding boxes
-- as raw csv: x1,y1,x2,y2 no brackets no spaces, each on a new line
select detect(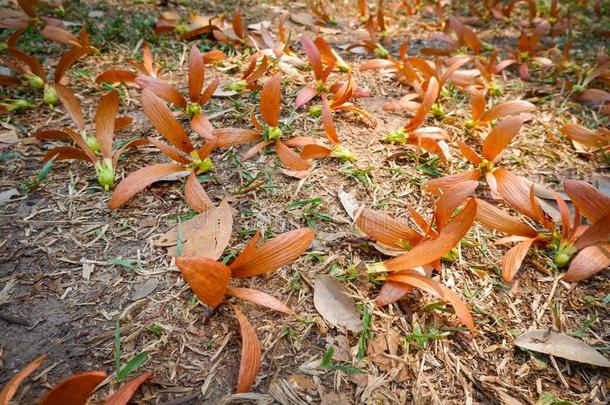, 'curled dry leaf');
108,164,187,209
564,243,610,282
514,330,610,368
382,198,476,272
157,199,233,258
0,354,47,405
226,287,292,314
232,305,261,393
337,189,405,256
229,228,314,278
104,372,152,405
313,275,362,333
184,172,212,213
176,256,231,307
386,272,475,333
39,371,107,405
